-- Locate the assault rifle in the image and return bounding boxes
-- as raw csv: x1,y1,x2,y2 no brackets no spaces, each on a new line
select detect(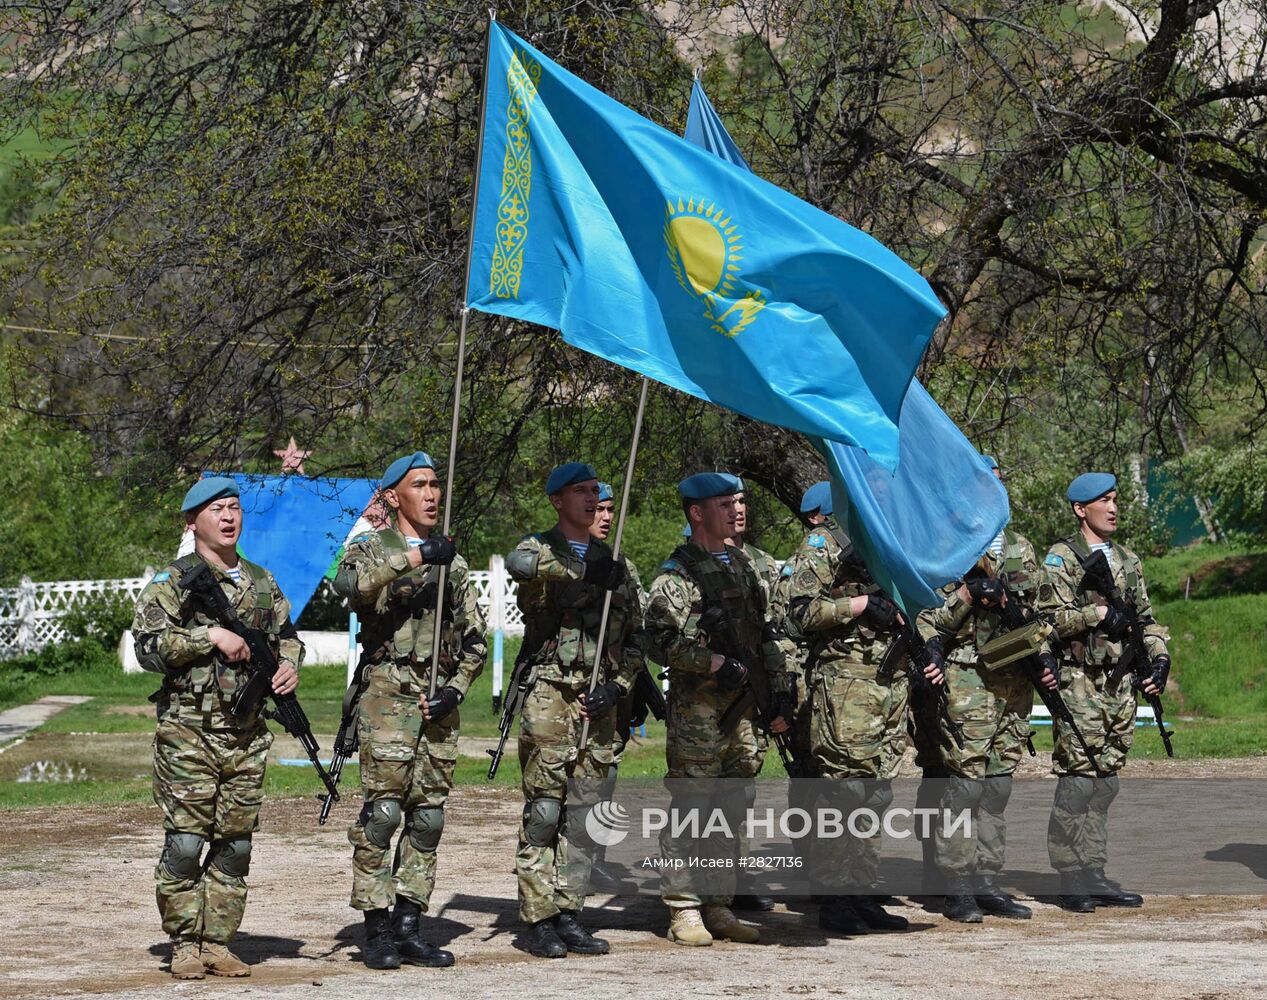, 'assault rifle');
703,611,811,779
627,663,668,729
878,621,965,750
487,640,536,780
966,566,1106,777
1075,549,1175,757
178,562,340,804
